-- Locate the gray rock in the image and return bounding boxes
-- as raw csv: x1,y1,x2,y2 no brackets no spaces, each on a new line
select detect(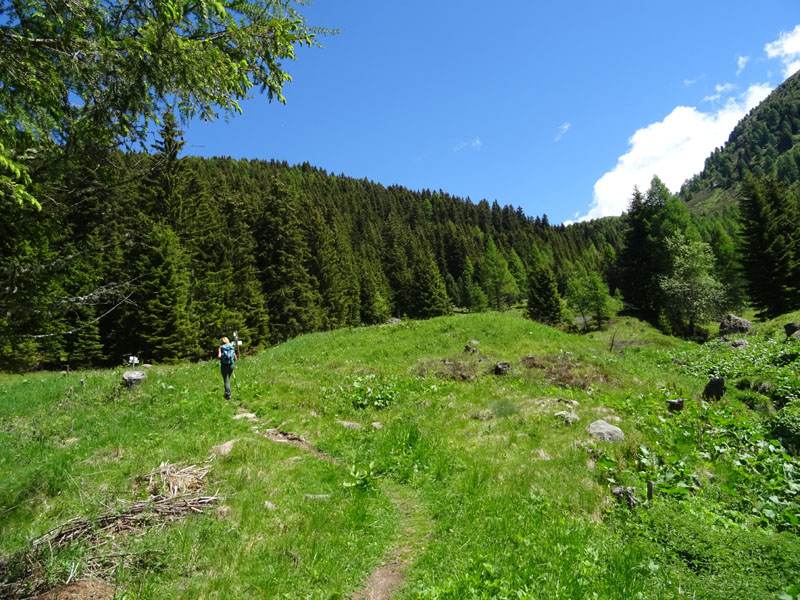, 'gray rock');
264,501,277,510
212,439,239,455
554,411,580,425
611,486,638,508
122,370,146,387
557,398,580,408
494,362,511,375
719,314,752,336
757,382,771,395
337,420,362,431
303,494,331,500
730,339,749,349
386,317,402,325
464,339,480,354
785,322,800,339
586,420,625,442
666,398,685,413
702,377,726,401
233,412,258,420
